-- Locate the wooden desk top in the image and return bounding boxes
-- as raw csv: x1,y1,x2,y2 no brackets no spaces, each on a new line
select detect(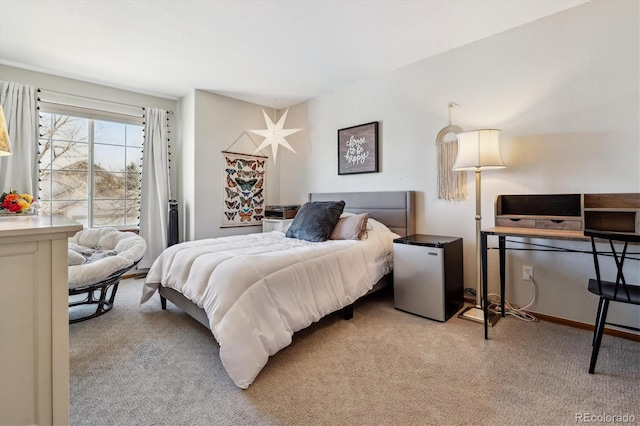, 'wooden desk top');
482,226,589,242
